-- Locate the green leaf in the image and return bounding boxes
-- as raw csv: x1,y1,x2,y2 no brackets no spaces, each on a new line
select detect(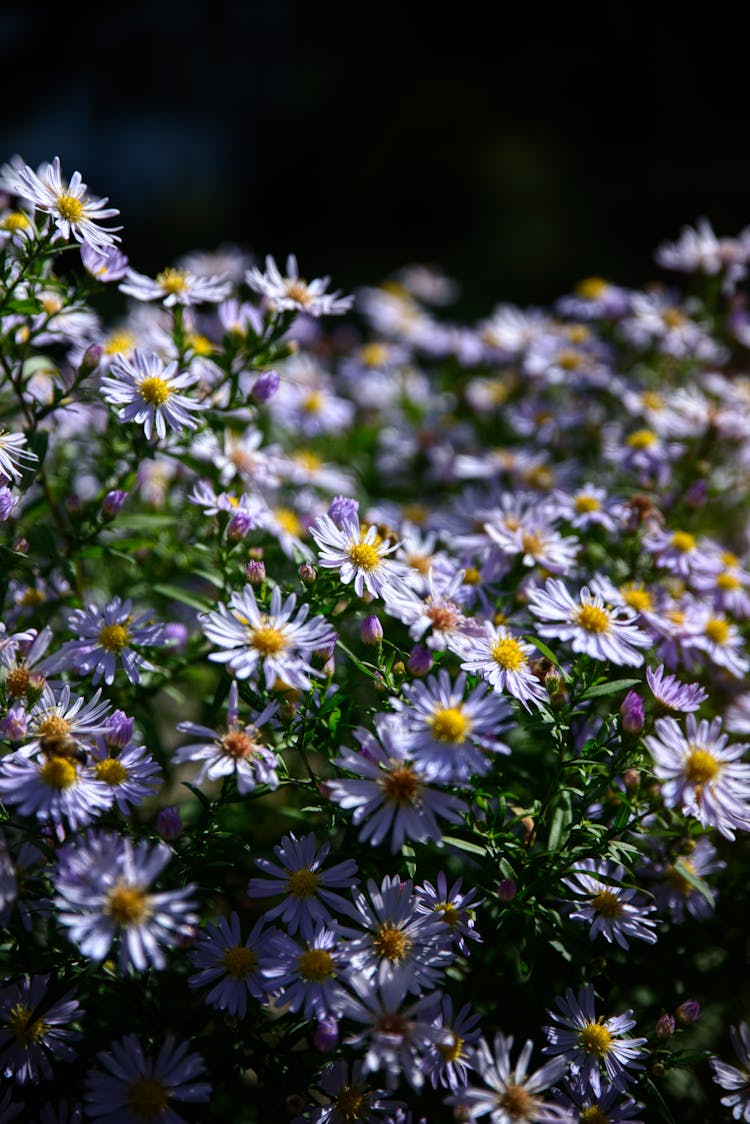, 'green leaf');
579,678,640,701
547,790,573,852
114,513,179,531
443,835,487,857
673,858,715,908
152,583,212,613
548,939,572,962
5,297,43,315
